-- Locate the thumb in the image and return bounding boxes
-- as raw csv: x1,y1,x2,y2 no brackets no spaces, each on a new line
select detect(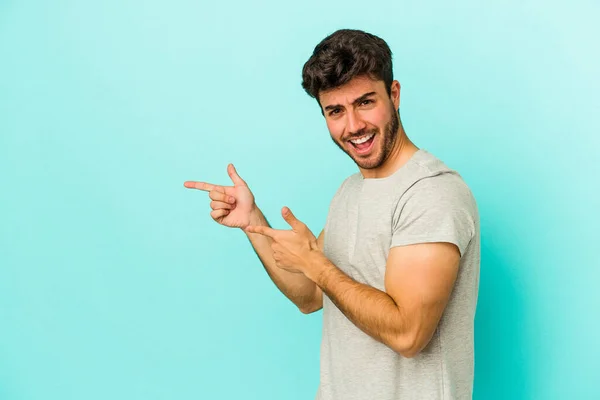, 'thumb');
282,207,303,230
228,163,247,186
